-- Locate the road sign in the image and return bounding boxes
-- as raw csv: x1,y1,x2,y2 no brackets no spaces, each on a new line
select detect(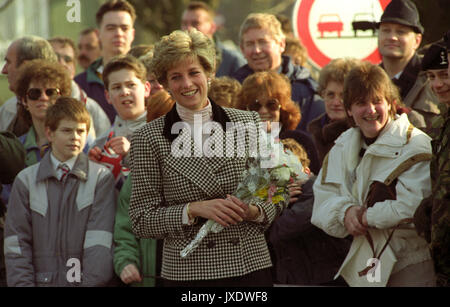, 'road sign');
292,0,392,69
